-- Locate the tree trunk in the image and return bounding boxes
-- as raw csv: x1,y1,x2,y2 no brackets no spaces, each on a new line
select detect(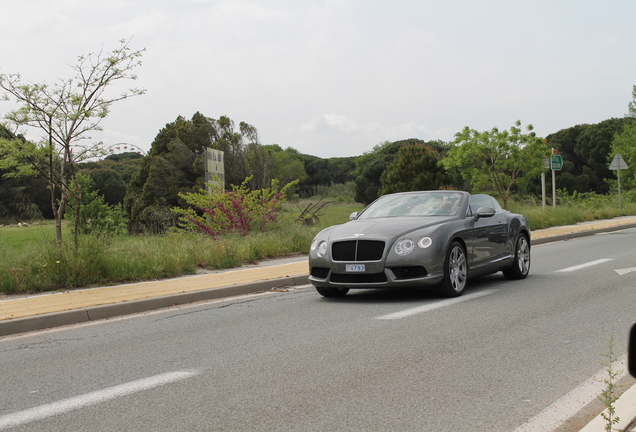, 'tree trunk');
50,180,68,246
54,211,63,245
49,181,63,245
73,187,81,245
